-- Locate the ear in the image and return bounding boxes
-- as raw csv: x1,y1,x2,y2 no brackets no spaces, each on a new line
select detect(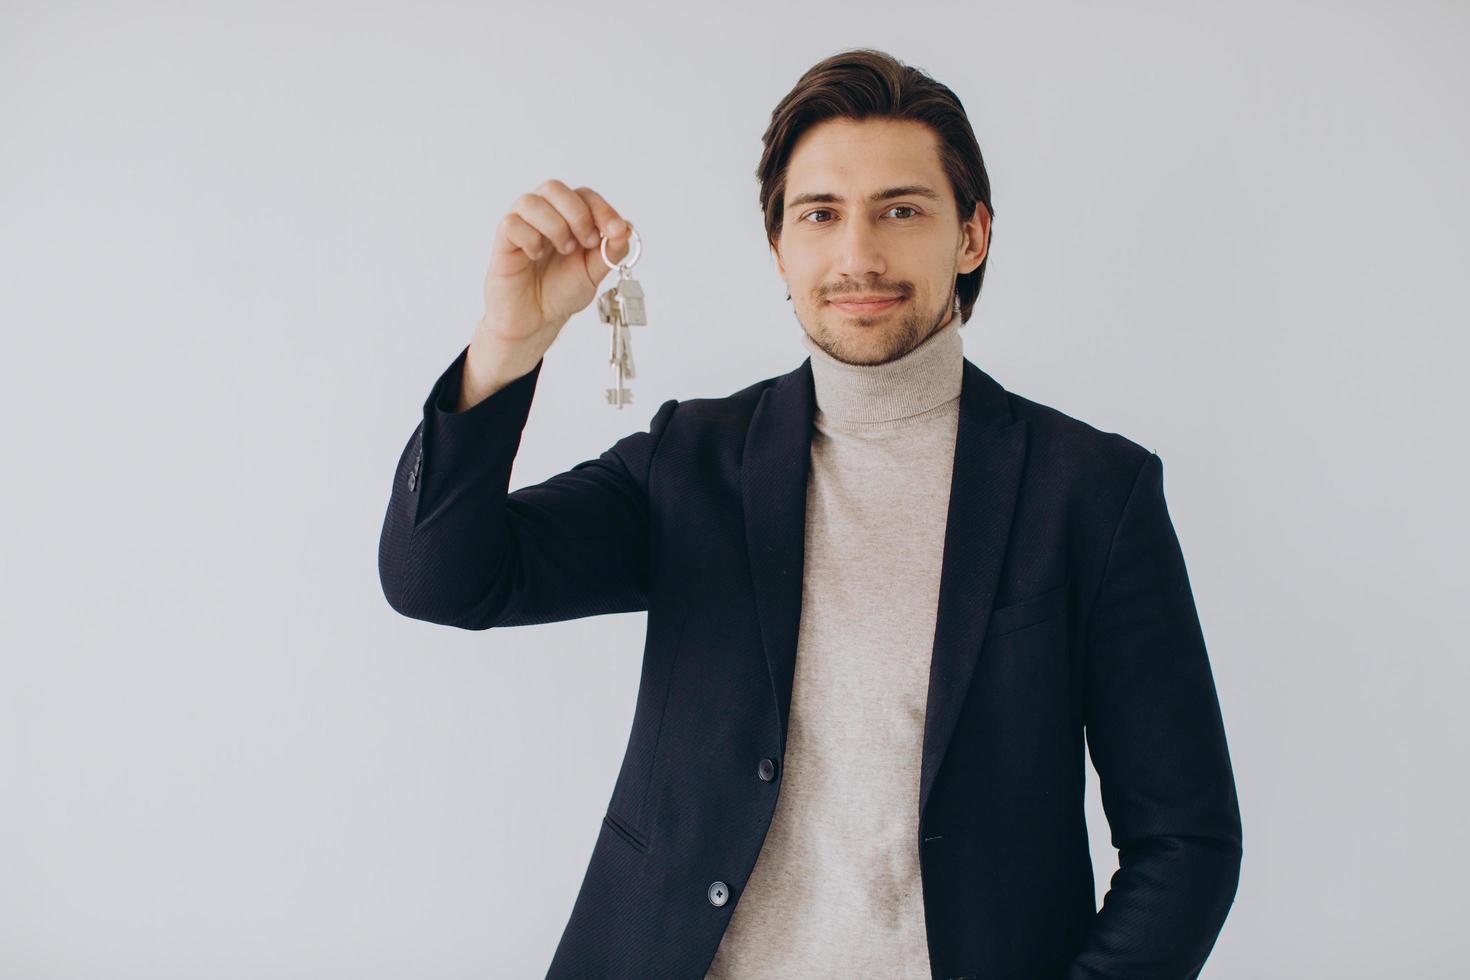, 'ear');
772,238,786,279
959,202,991,274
